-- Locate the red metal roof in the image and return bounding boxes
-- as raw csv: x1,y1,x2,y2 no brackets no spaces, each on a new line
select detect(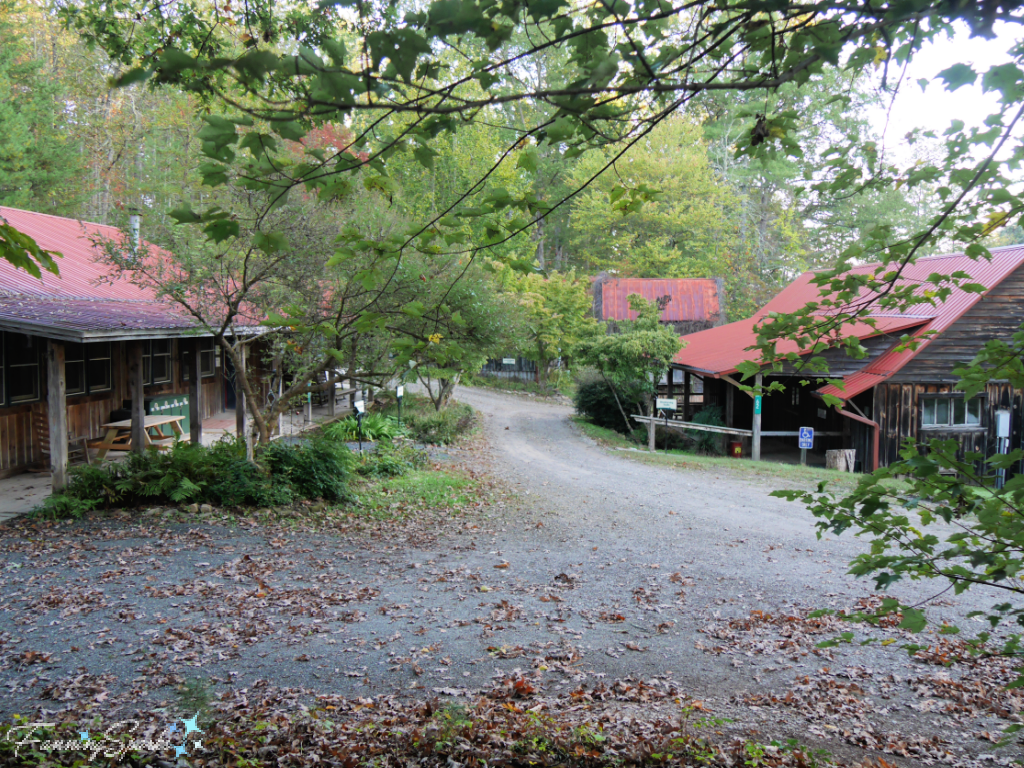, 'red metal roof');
0,206,207,340
0,206,159,301
600,278,722,323
674,315,927,376
673,246,1024,396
